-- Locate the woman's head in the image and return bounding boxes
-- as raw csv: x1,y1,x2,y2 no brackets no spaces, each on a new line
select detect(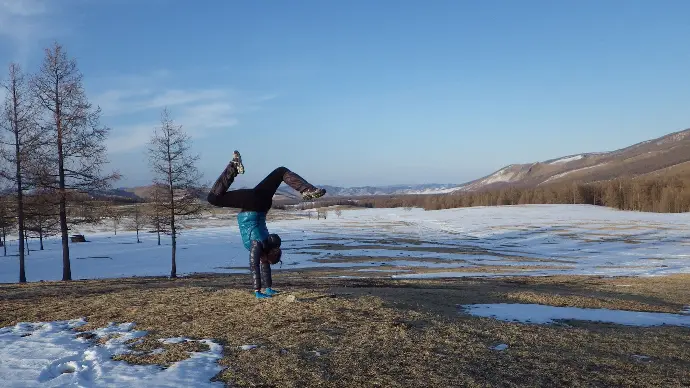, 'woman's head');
263,247,282,265
262,234,282,265
266,233,281,250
